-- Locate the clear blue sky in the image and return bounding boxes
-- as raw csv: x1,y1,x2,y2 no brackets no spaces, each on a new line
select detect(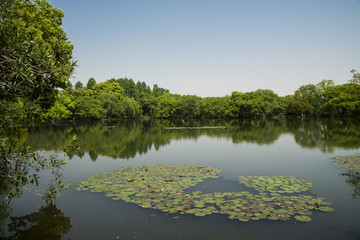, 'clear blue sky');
50,0,360,97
